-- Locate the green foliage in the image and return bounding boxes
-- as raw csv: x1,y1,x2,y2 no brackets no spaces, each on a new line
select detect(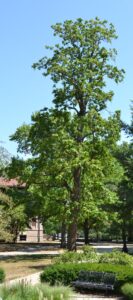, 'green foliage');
54,251,86,264
33,18,124,112
82,245,96,255
113,142,133,249
121,283,133,300
41,262,133,290
0,283,72,300
54,248,133,267
41,263,80,286
82,245,99,261
0,268,5,283
54,246,98,264
0,190,27,242
99,250,133,266
0,191,14,241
